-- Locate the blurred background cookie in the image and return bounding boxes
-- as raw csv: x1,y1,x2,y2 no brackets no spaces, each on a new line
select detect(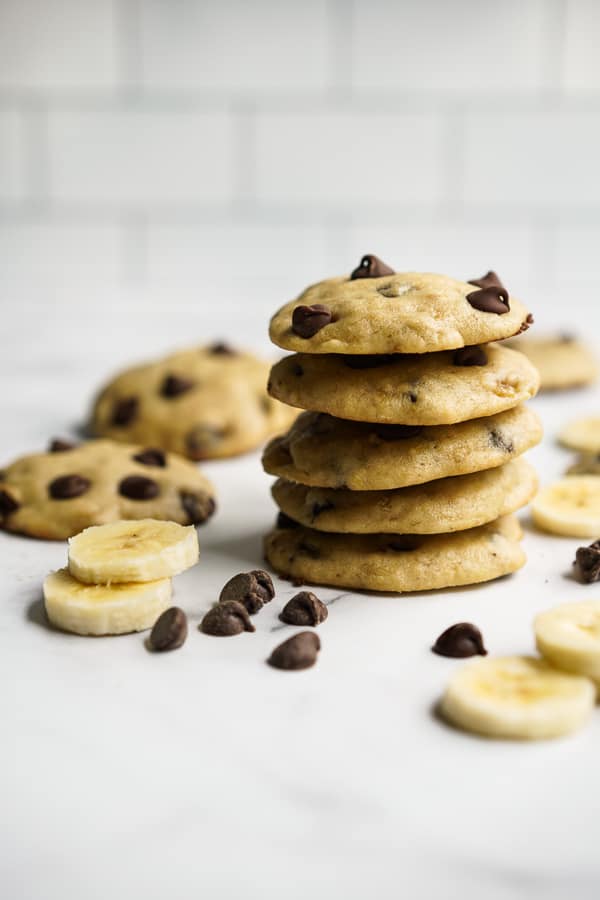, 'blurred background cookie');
505,334,598,391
